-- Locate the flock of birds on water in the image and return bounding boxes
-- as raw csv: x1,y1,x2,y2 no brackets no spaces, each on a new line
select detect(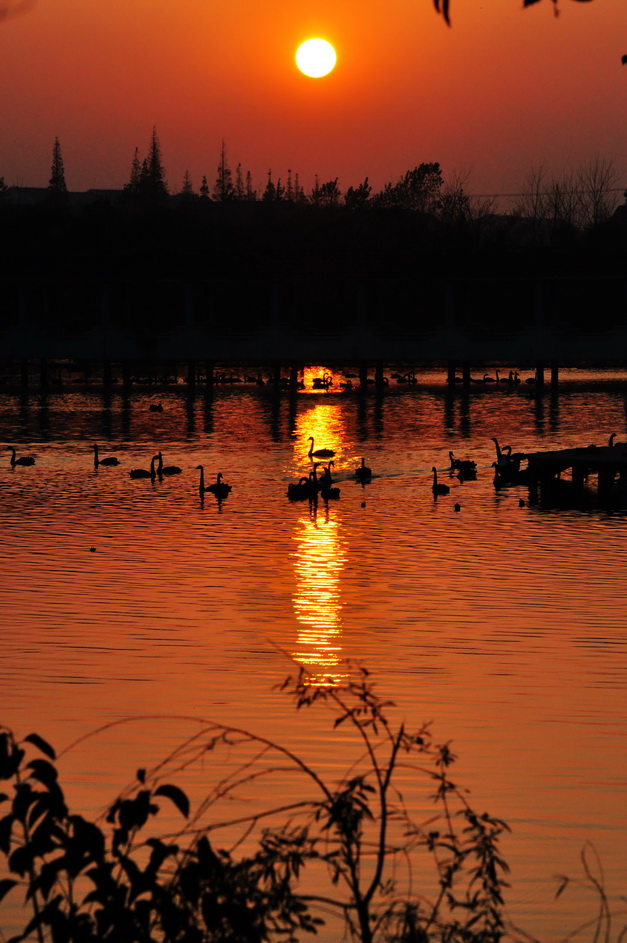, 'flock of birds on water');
4,432,536,512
